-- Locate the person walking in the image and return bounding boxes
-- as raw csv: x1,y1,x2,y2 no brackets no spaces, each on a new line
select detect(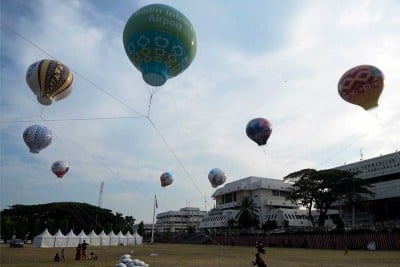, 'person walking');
252,253,267,267
60,248,65,261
